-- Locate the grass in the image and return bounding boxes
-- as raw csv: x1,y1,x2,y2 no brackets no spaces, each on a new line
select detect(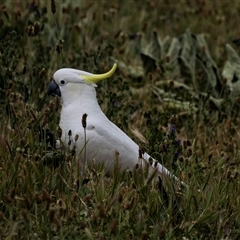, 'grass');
1,0,240,239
